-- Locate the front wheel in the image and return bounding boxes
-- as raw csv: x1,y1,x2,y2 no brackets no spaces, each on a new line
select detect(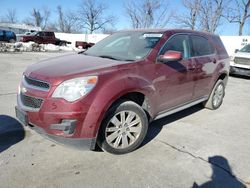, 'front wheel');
97,100,148,154
203,79,225,110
